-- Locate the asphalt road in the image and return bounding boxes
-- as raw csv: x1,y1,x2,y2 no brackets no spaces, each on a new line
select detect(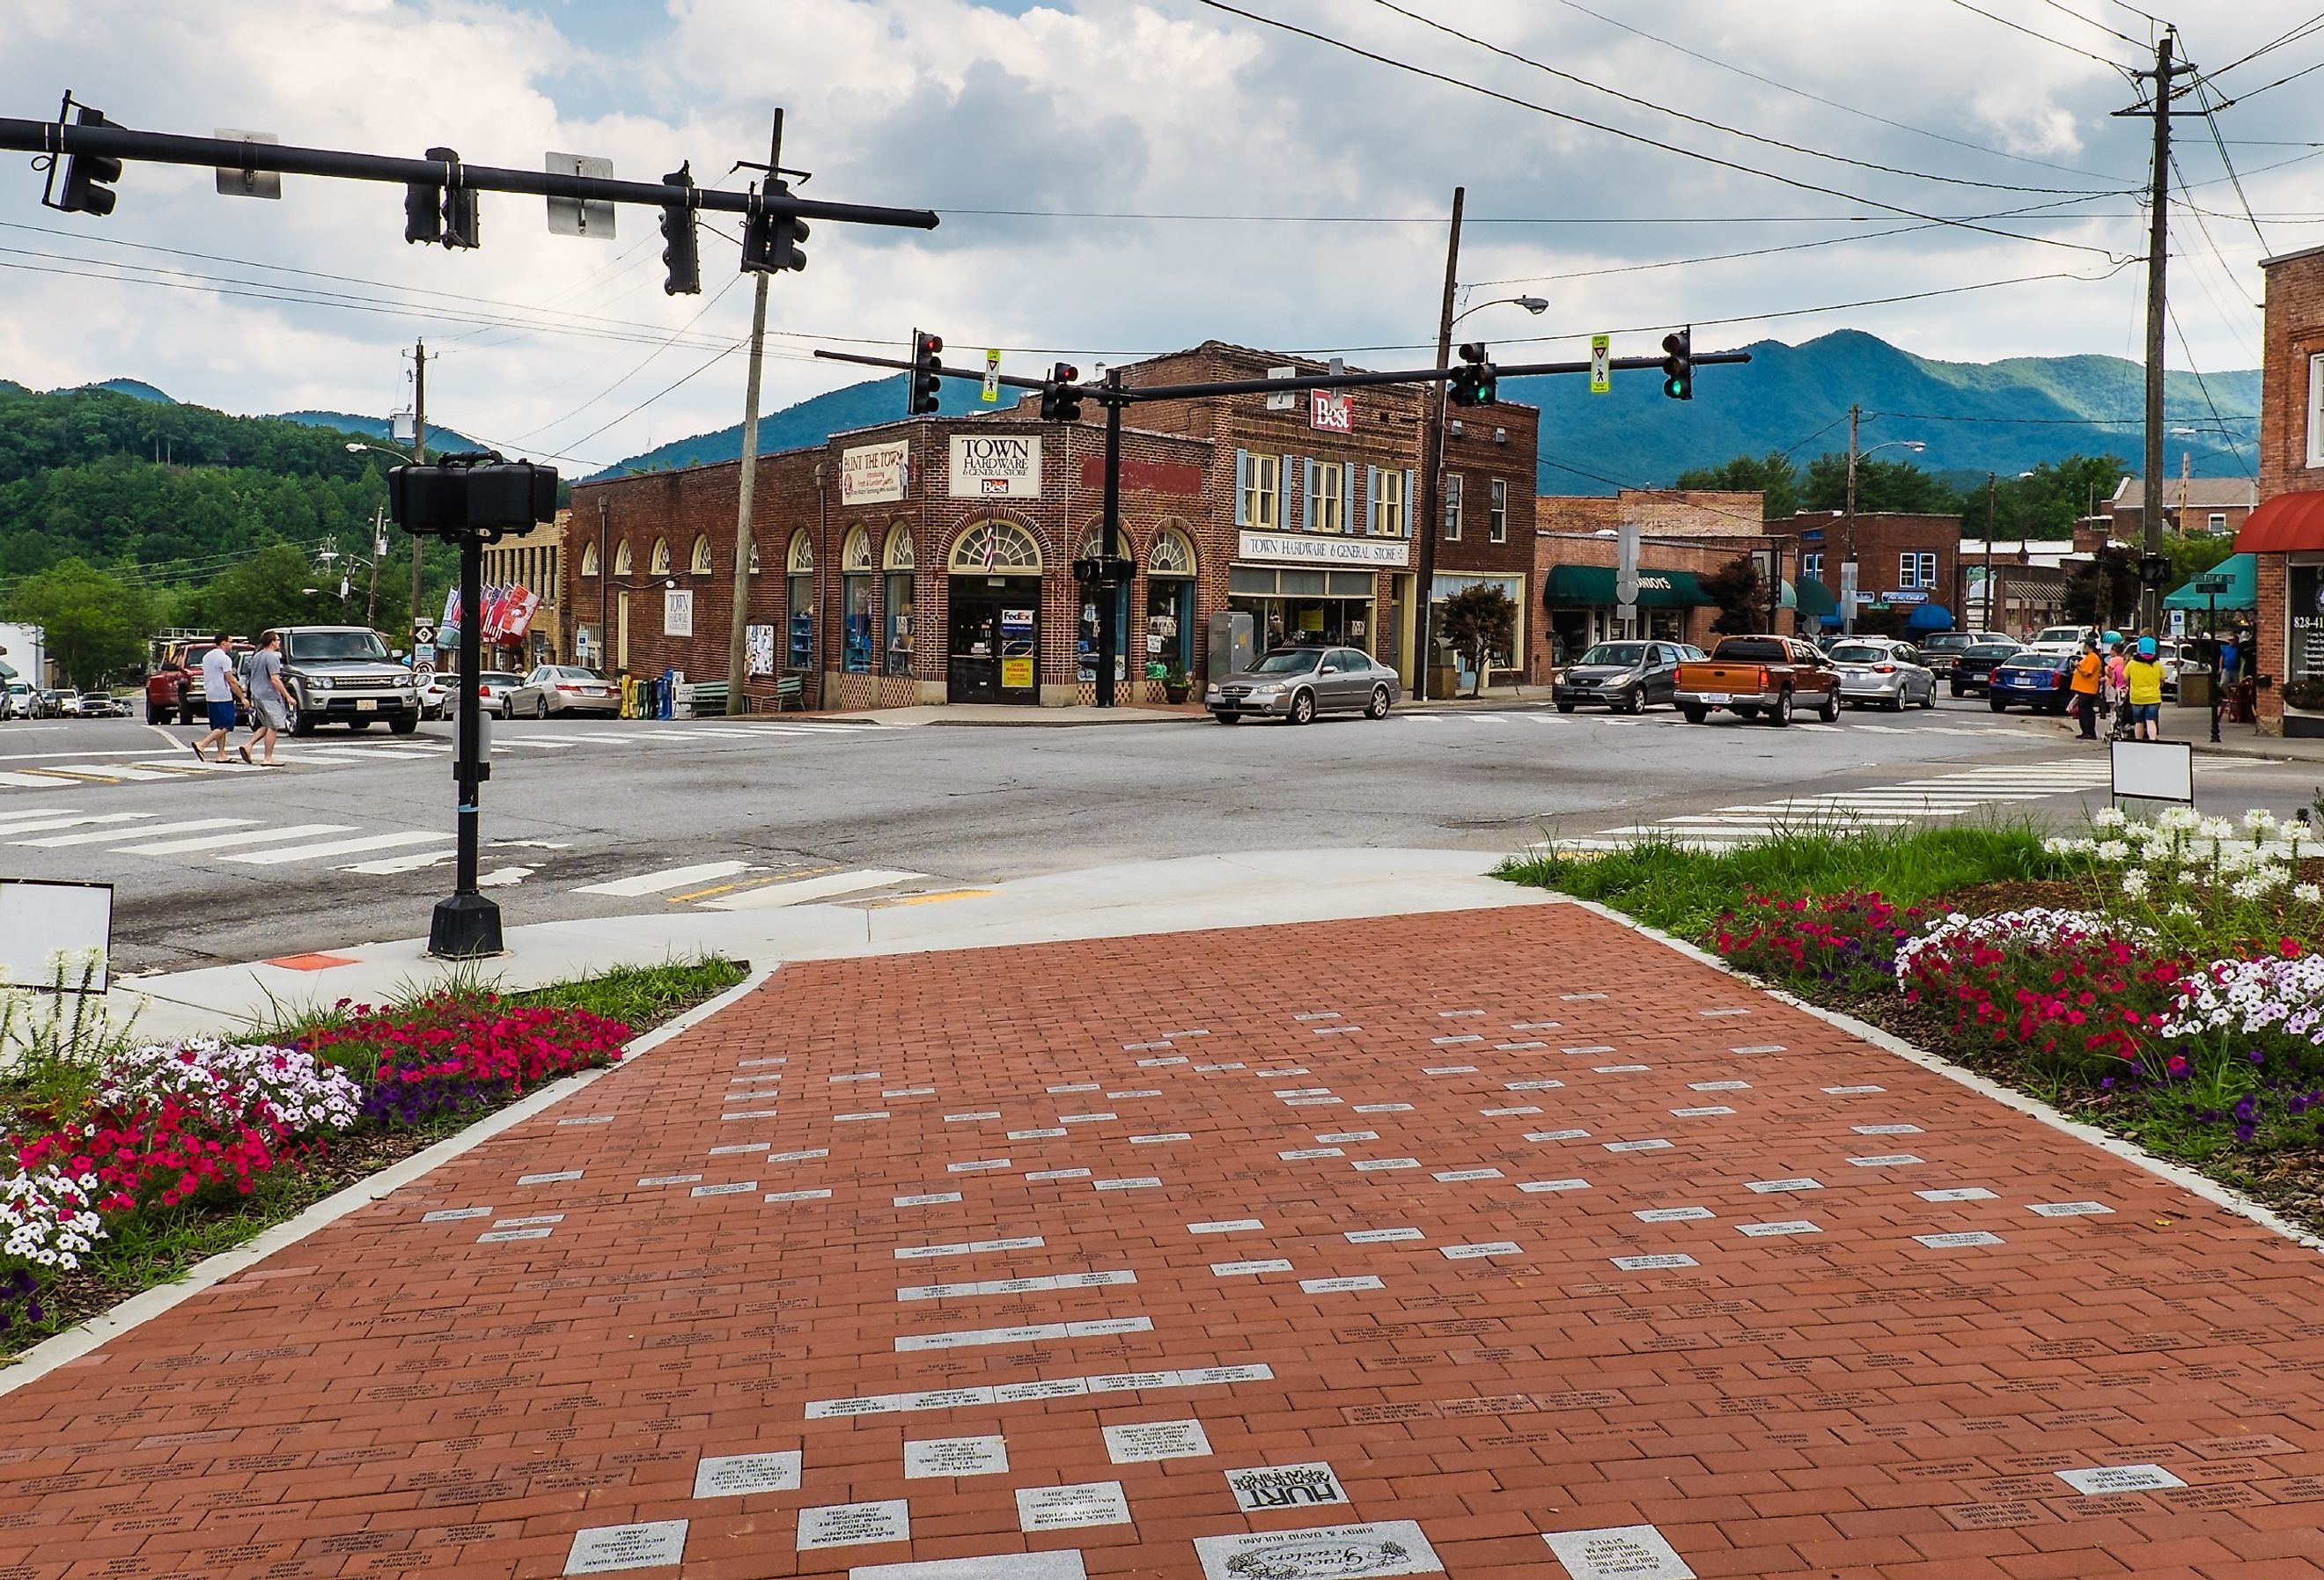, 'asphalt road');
0,695,2310,974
